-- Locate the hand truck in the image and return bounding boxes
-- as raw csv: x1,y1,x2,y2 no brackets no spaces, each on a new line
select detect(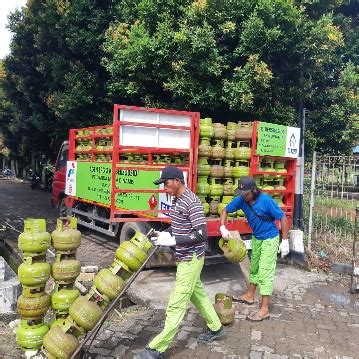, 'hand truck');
71,229,159,358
